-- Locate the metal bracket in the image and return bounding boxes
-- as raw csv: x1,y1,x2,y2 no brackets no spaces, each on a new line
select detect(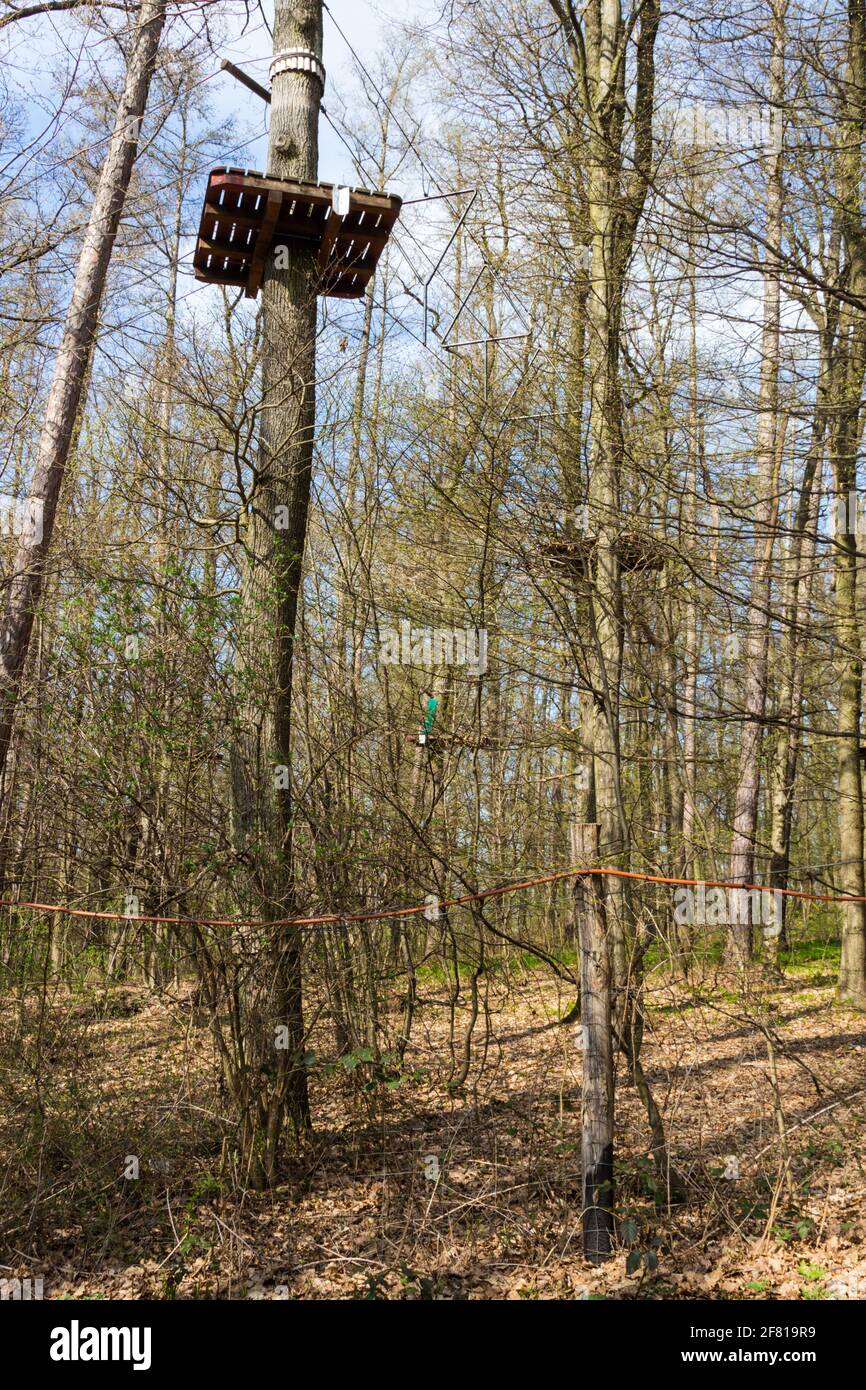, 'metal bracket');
501,411,555,450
